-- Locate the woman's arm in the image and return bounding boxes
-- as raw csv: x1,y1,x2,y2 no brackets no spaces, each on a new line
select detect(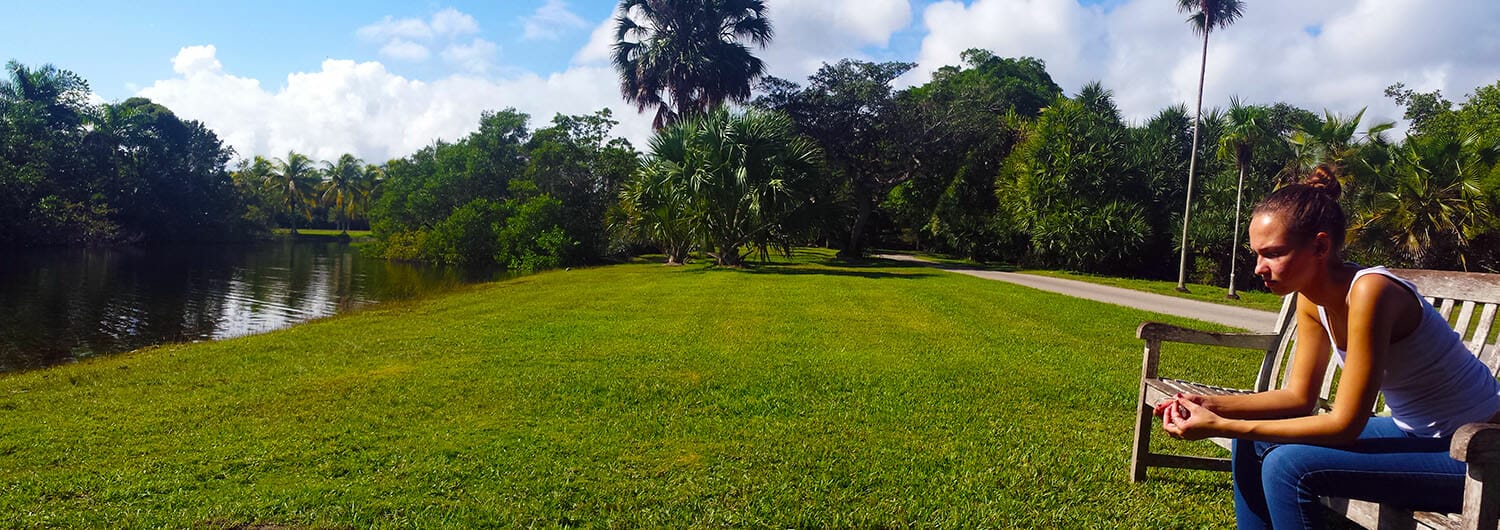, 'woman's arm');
1161,297,1333,421
1166,275,1410,445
